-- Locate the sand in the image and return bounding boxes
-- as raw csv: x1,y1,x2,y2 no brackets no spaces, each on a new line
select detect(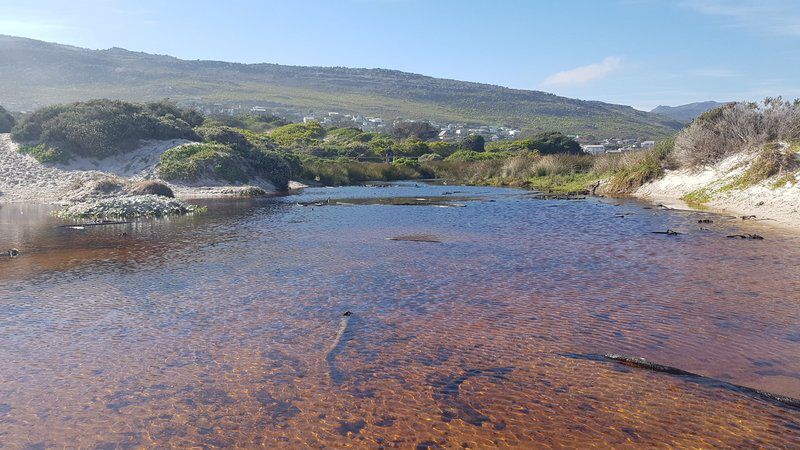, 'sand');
0,134,294,204
635,146,800,229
